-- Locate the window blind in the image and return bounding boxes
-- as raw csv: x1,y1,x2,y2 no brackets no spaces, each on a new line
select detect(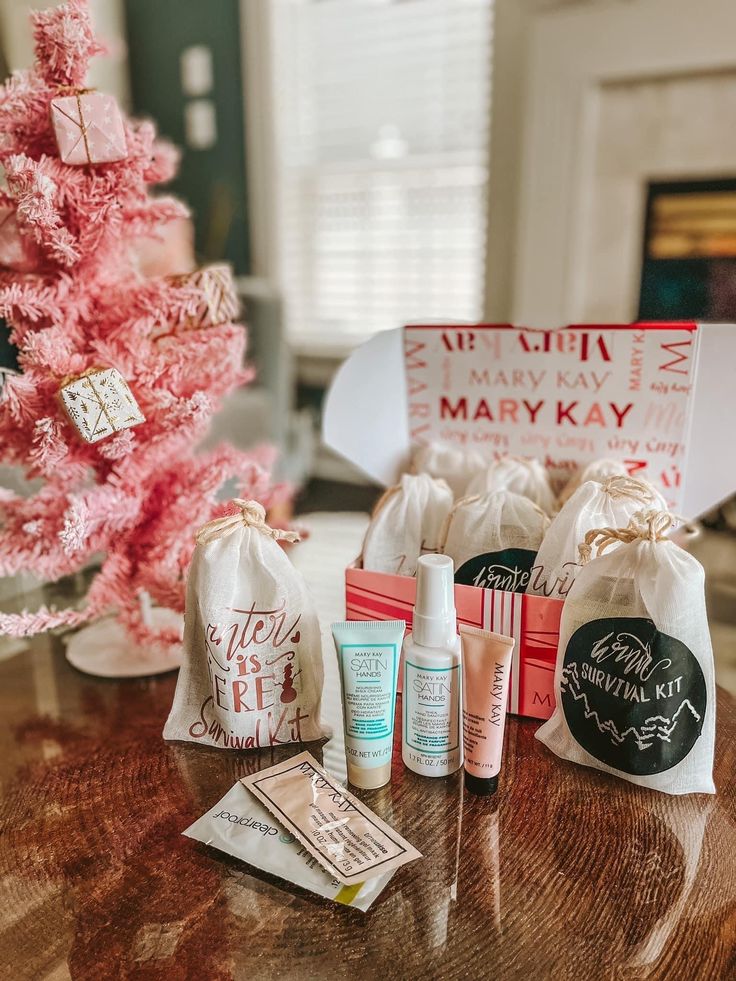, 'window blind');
271,0,494,346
